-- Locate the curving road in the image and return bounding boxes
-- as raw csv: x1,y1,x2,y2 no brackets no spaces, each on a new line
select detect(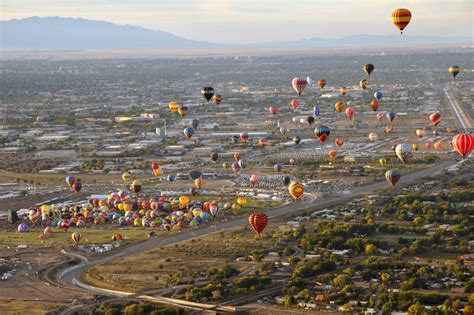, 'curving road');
48,158,461,313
